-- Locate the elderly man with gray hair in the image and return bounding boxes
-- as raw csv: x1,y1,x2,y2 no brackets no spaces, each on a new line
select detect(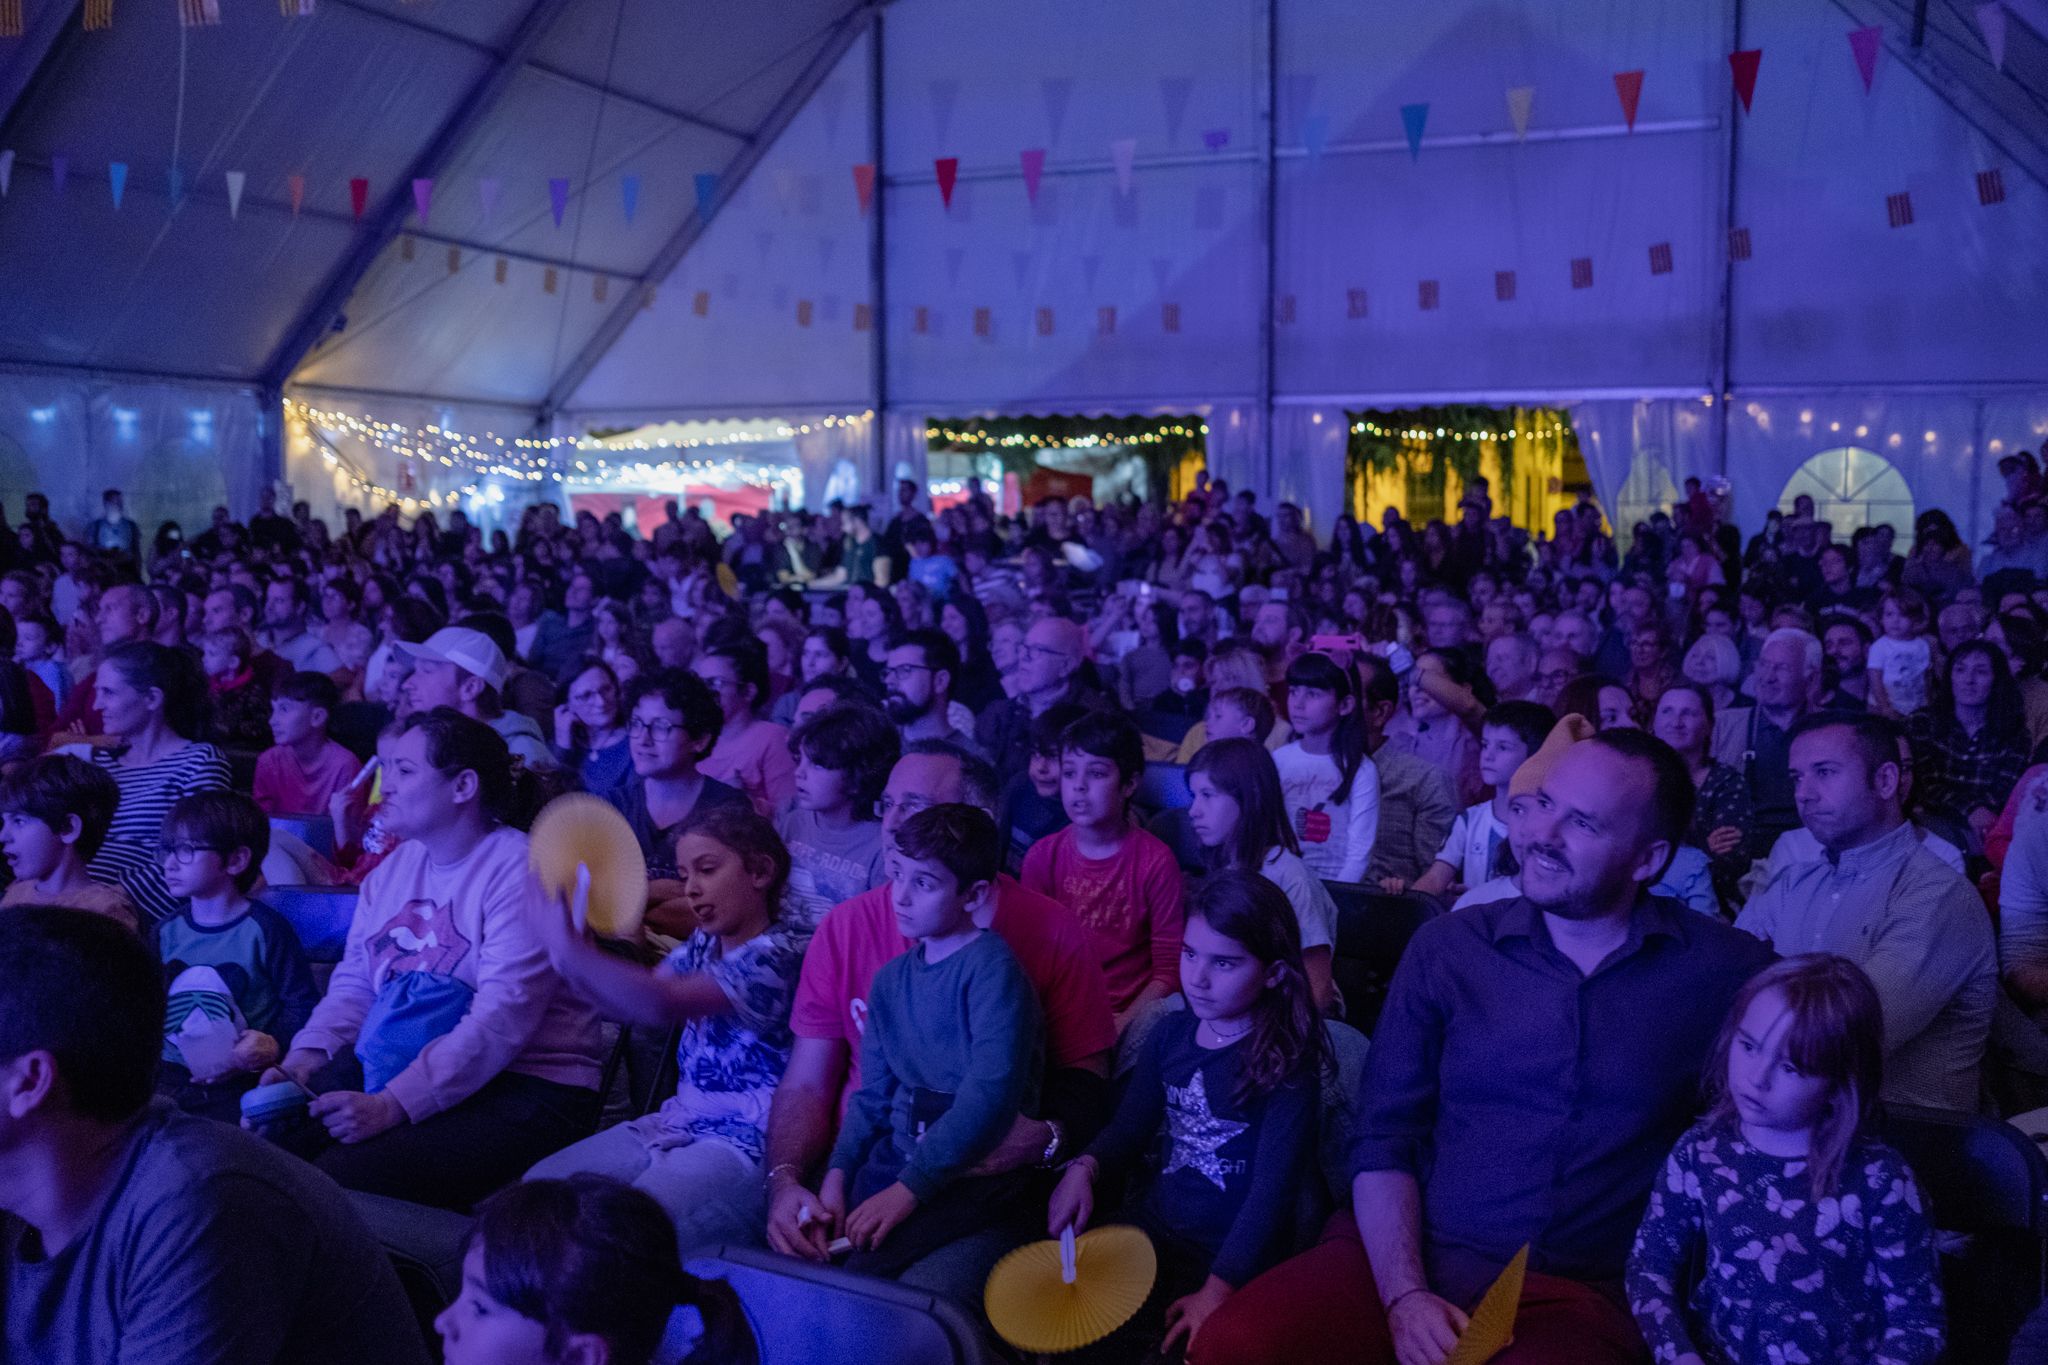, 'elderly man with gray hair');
1711,626,1835,843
